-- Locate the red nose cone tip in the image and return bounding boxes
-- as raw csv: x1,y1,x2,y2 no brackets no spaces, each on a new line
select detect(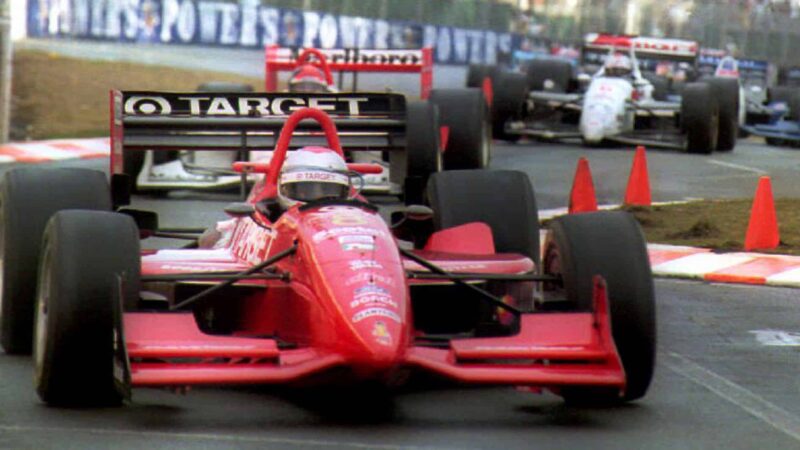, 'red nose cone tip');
349,317,405,377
